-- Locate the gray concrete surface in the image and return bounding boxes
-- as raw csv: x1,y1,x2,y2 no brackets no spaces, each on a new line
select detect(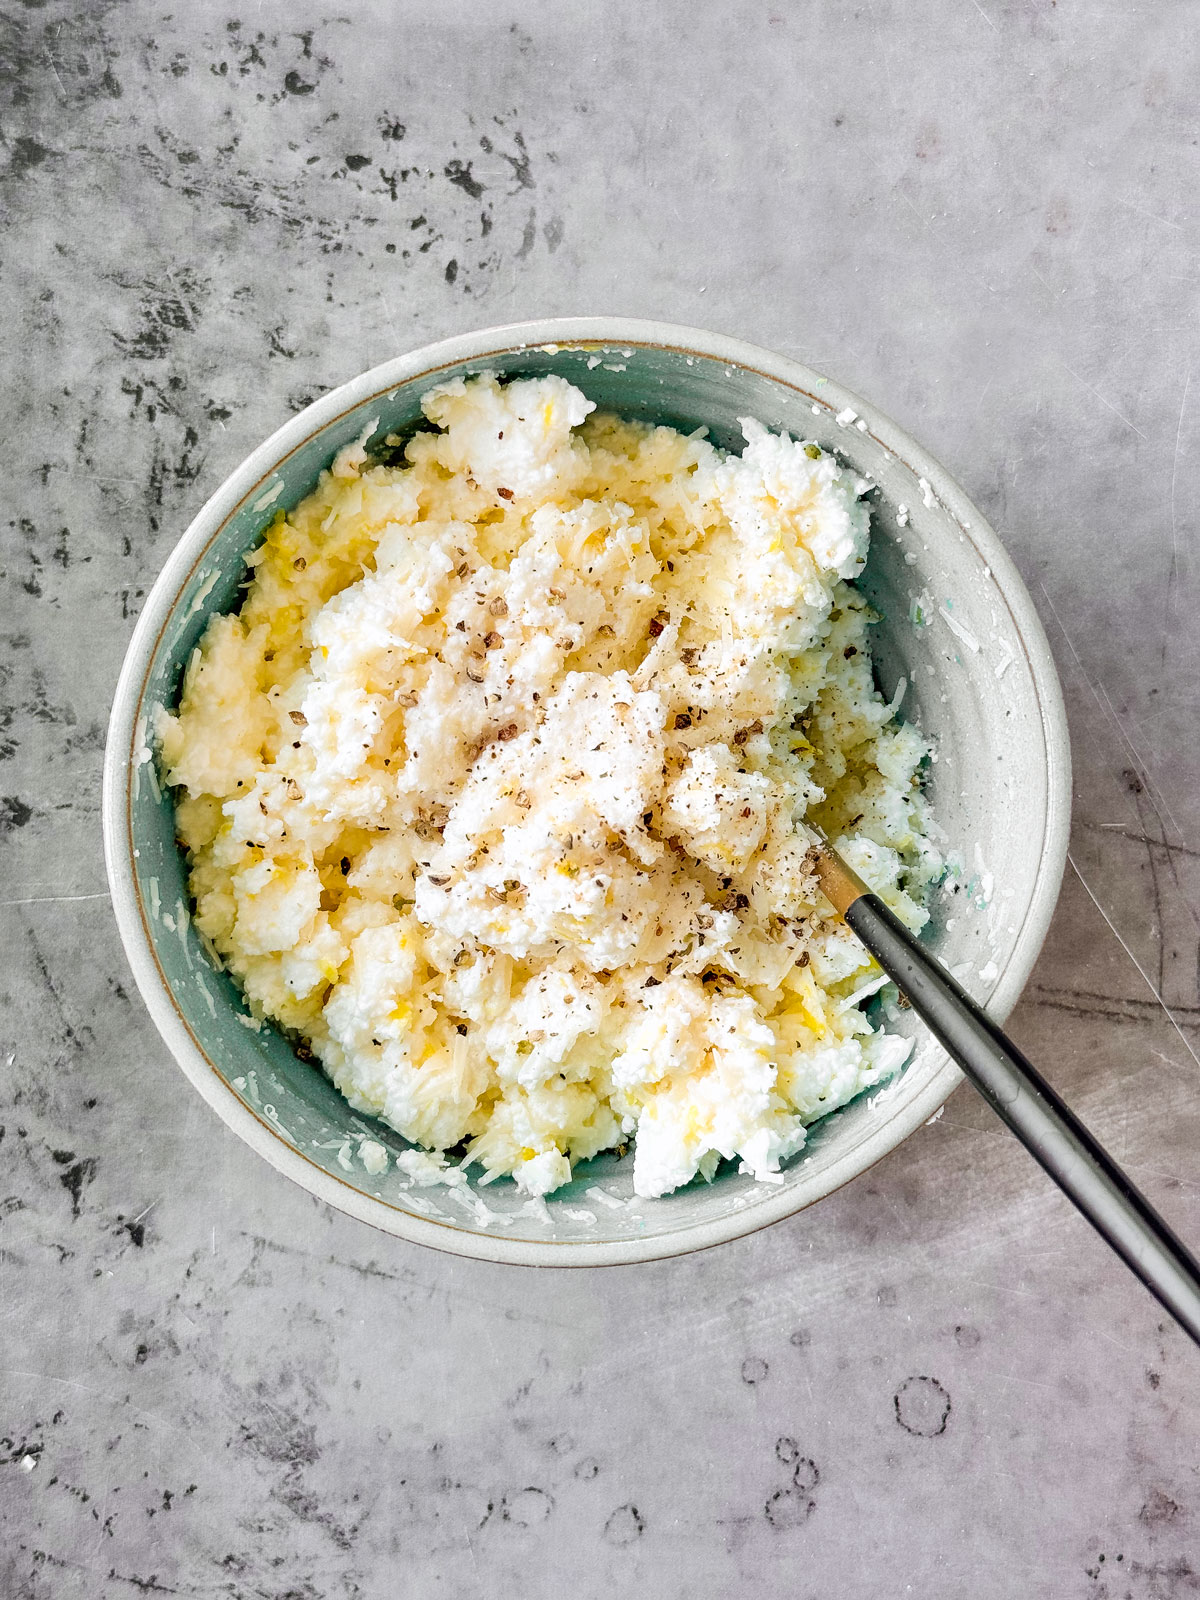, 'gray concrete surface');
3,2,1200,1595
